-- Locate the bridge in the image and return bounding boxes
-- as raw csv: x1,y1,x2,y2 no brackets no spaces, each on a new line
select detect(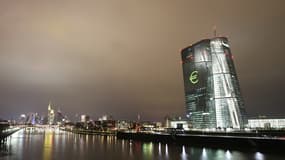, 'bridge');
0,121,21,144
